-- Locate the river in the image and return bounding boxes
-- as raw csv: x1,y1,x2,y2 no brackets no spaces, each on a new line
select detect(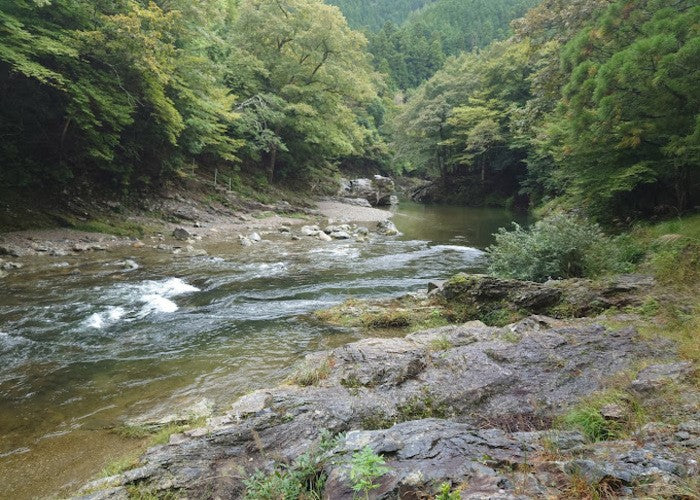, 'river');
0,203,524,498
